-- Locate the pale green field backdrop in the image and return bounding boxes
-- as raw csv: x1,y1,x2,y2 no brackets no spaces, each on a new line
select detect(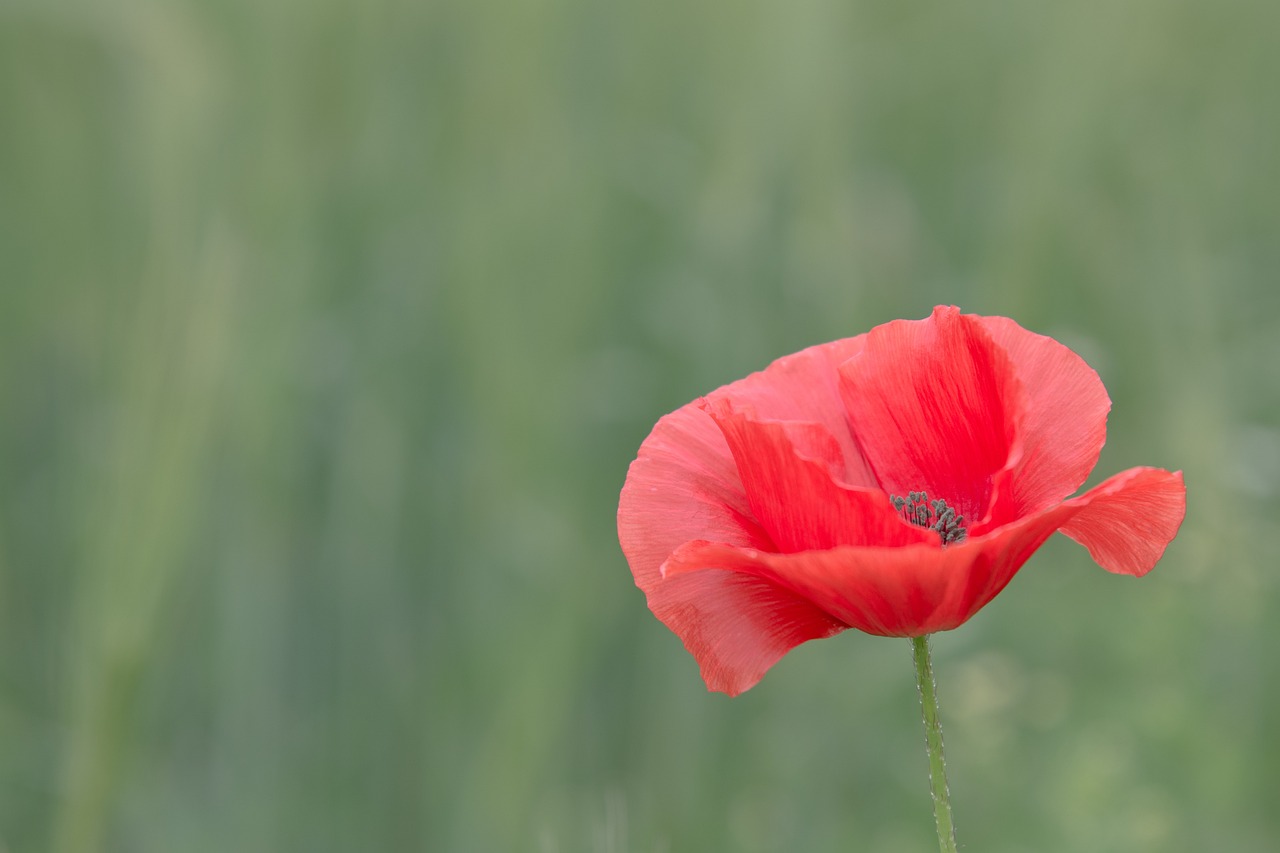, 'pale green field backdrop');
1,0,1277,851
